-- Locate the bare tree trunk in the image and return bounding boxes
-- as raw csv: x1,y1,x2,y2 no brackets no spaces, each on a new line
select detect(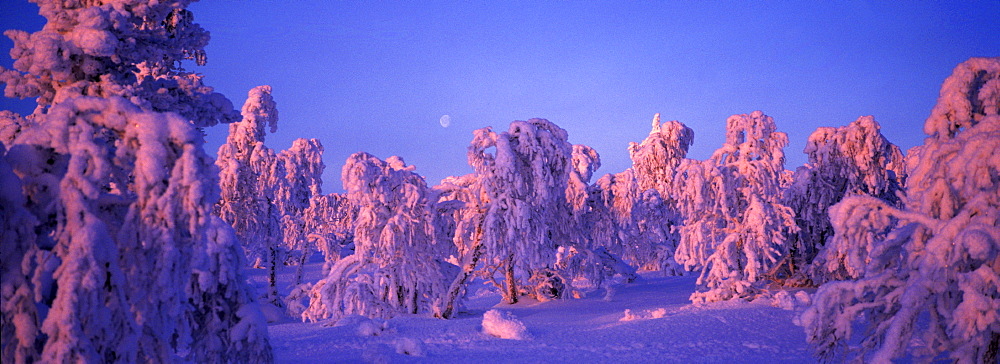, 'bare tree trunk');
503,254,518,304
438,213,485,319
438,242,484,318
267,245,281,307
294,244,309,286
